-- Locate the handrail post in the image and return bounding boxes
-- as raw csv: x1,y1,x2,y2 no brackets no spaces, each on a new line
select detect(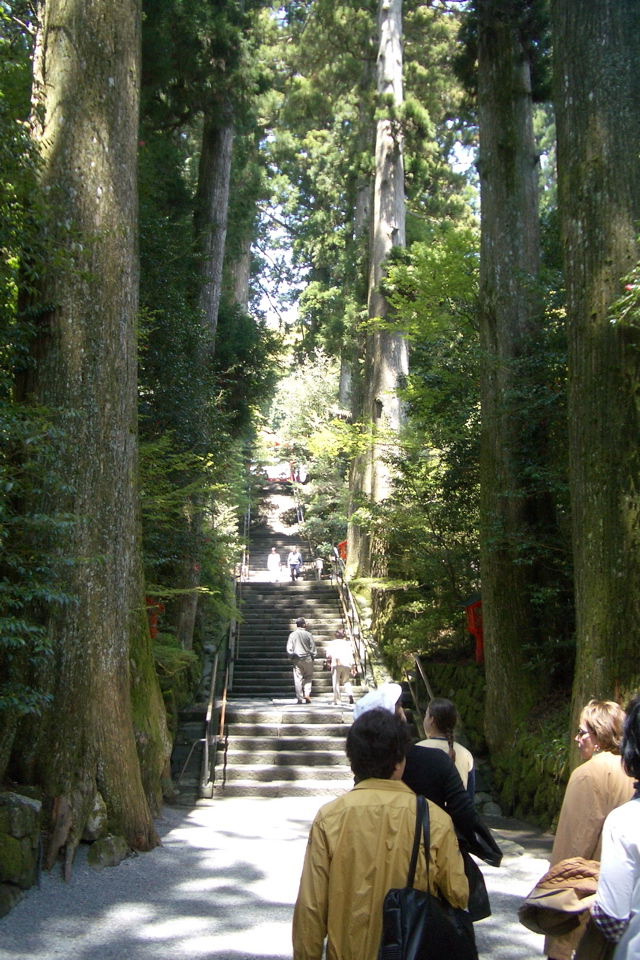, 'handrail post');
199,651,219,797
412,653,435,700
330,547,375,688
